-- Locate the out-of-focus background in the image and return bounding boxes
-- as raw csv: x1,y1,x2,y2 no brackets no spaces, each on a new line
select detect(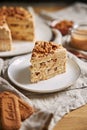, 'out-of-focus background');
0,0,87,3
0,0,87,6
0,0,86,13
